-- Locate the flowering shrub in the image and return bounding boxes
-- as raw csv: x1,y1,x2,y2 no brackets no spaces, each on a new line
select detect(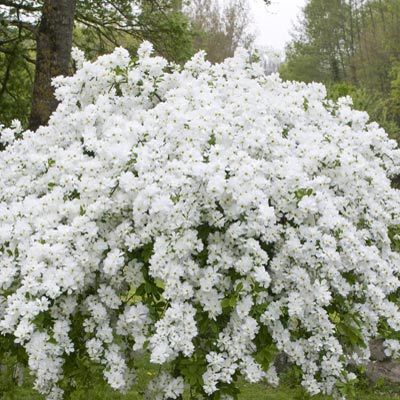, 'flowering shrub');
1,42,400,400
